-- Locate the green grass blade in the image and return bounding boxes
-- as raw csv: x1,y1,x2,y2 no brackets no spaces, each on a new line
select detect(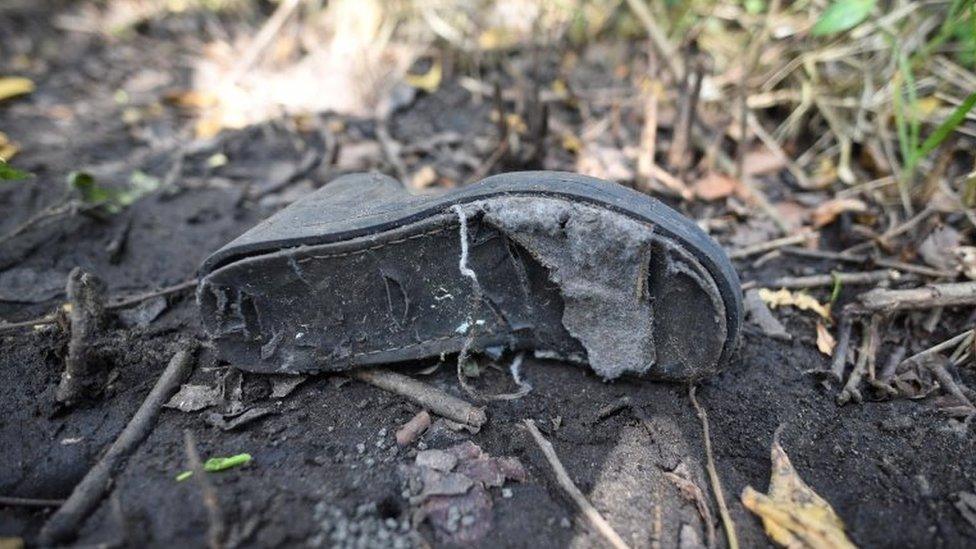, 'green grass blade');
811,0,876,36
912,91,976,163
